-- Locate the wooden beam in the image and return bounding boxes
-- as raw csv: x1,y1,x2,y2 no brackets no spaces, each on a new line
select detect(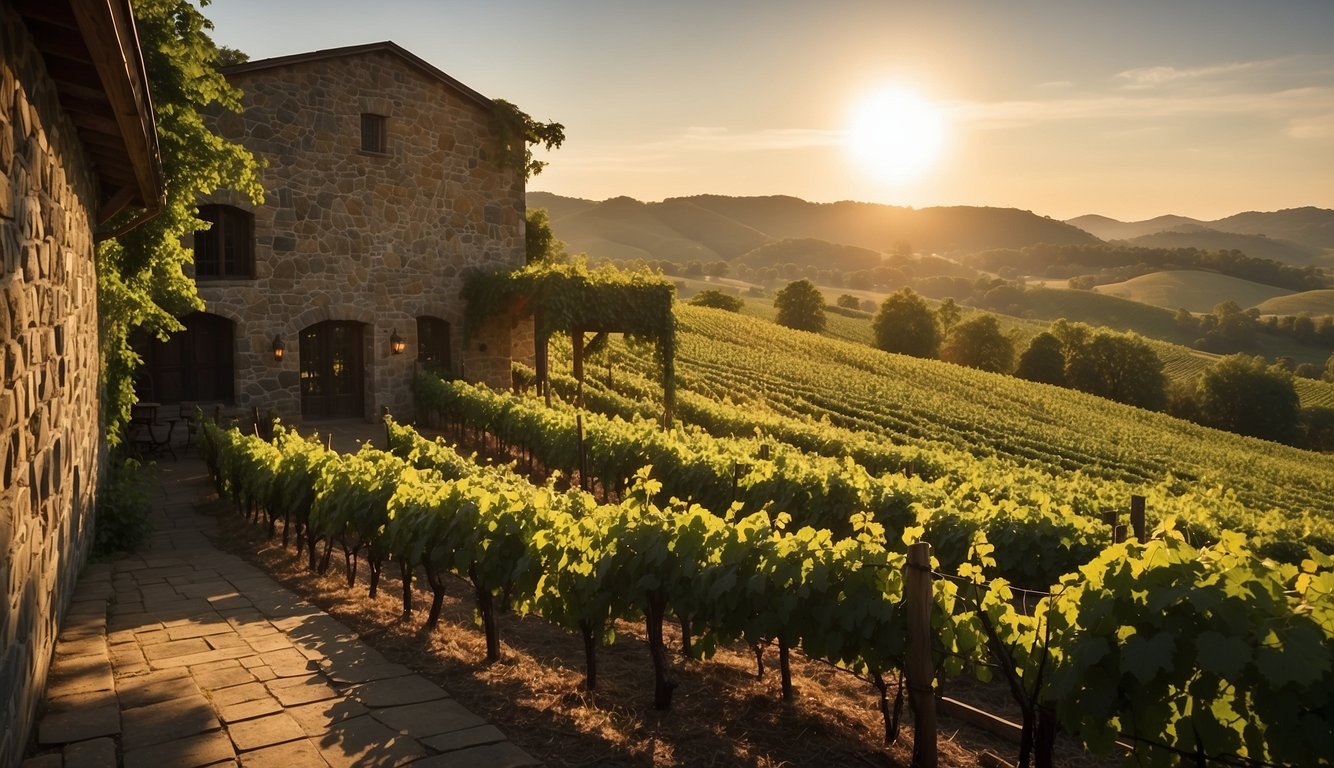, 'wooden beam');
14,0,79,29
27,19,94,63
97,185,136,228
